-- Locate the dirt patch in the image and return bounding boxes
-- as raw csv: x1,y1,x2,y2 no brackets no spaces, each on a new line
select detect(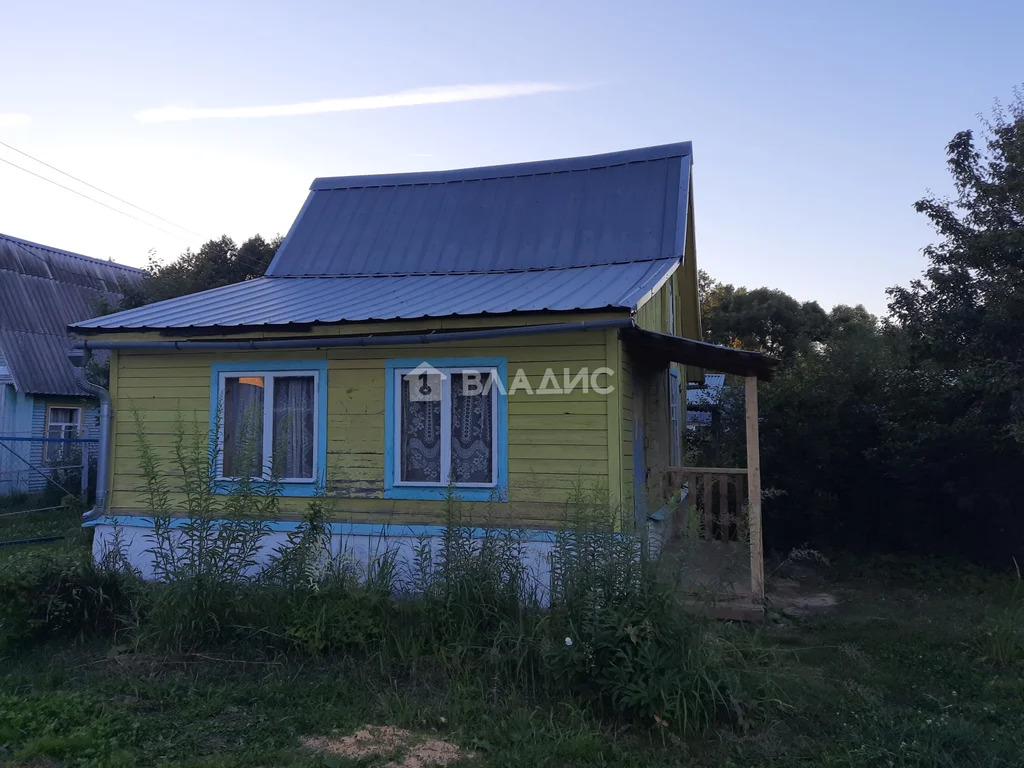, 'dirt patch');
301,724,469,767
769,575,840,619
